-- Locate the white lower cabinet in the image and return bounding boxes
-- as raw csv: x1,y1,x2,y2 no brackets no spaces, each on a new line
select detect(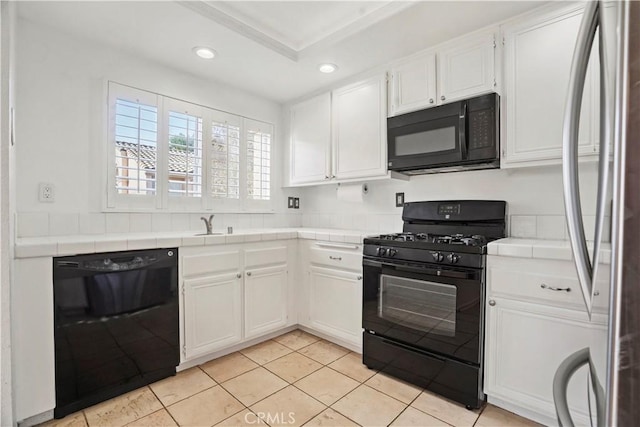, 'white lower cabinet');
308,266,362,346
245,264,288,339
485,256,608,426
300,241,363,349
184,272,242,360
180,242,293,362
